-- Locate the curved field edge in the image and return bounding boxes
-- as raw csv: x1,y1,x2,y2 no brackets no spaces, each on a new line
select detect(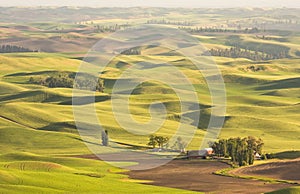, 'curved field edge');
266,186,300,194
213,159,299,190
215,166,299,185
0,152,199,194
